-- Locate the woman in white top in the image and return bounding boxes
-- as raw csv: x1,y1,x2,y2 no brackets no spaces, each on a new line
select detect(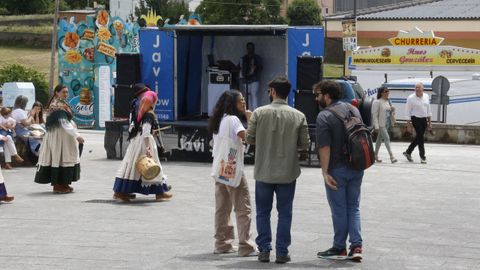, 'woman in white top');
208,90,256,257
11,95,33,136
11,95,42,158
372,86,397,163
